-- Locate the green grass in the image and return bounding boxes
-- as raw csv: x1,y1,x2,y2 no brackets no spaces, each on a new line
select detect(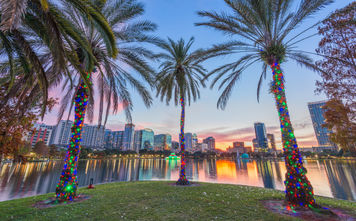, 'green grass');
0,181,355,221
